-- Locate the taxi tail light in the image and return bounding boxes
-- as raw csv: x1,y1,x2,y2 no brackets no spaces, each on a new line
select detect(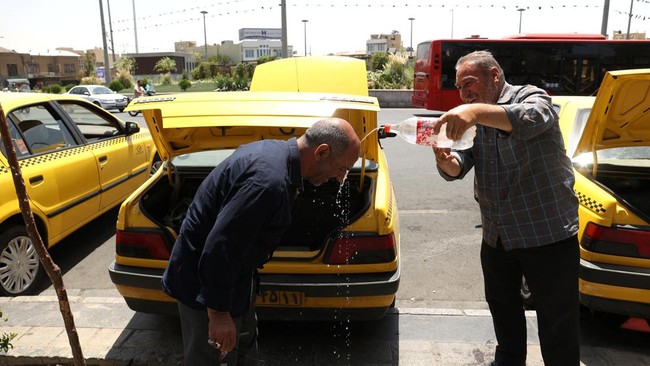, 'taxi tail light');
116,230,171,260
326,233,396,264
582,222,650,259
